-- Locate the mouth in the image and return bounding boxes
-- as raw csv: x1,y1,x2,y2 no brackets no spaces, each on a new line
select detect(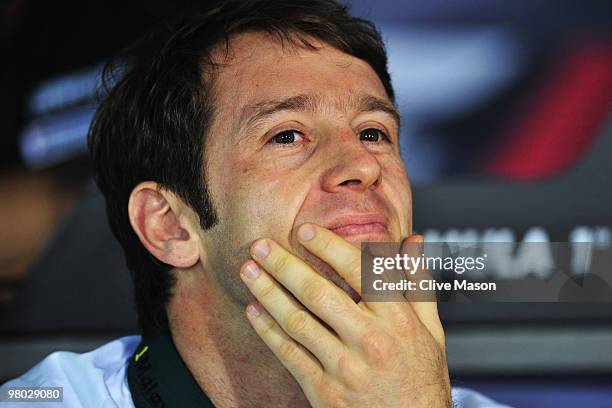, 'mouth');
326,213,390,241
